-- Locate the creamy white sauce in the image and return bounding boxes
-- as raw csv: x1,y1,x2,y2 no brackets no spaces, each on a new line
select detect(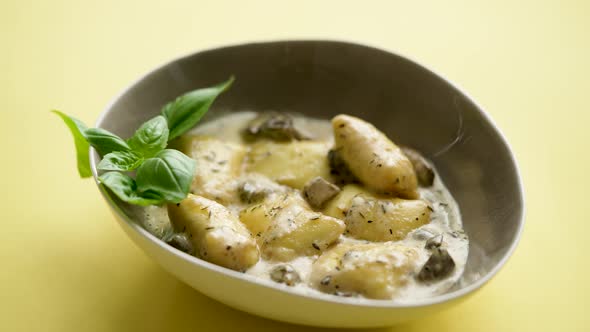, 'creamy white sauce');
141,111,468,301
